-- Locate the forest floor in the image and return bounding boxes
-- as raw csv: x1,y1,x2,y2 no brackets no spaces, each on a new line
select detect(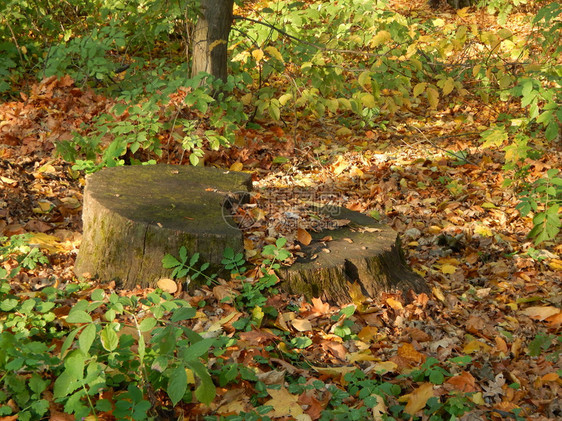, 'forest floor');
0,1,561,420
